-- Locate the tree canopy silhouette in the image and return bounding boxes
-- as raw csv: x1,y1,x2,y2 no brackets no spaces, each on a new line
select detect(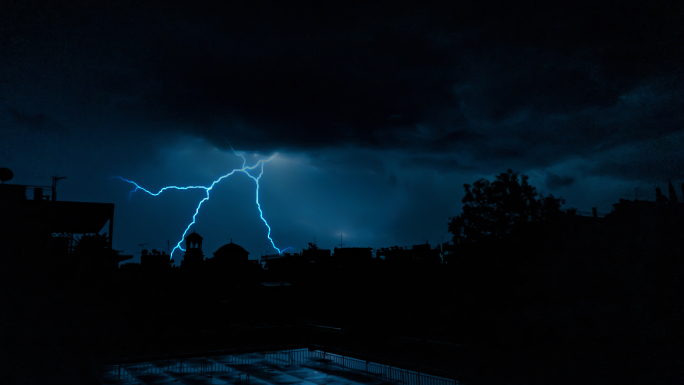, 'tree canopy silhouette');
448,169,564,245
